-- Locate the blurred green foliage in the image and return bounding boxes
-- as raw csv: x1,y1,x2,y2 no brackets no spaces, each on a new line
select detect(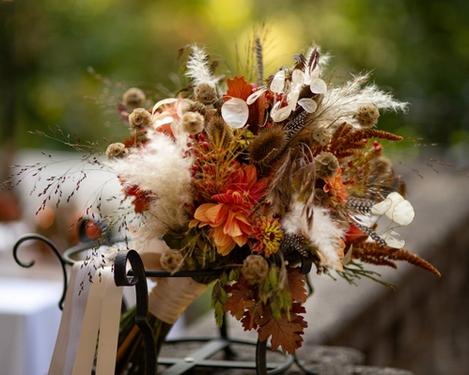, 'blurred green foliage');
0,0,468,150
